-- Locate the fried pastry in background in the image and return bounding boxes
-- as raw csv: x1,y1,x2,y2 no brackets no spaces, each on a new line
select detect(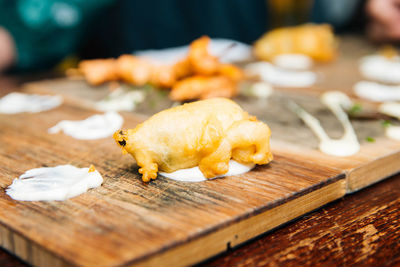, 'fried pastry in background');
253,24,337,62
77,36,245,101
170,76,237,101
187,36,220,75
116,55,153,86
79,59,119,85
113,98,273,182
